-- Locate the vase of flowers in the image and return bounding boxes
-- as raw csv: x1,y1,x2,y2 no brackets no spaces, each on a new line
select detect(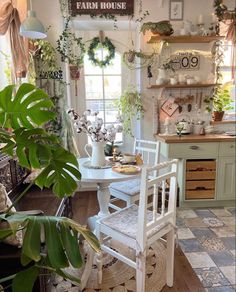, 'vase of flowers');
68,109,123,167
